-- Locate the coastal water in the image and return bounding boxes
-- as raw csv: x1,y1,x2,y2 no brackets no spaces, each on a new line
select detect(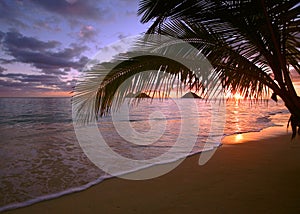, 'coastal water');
0,97,289,211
